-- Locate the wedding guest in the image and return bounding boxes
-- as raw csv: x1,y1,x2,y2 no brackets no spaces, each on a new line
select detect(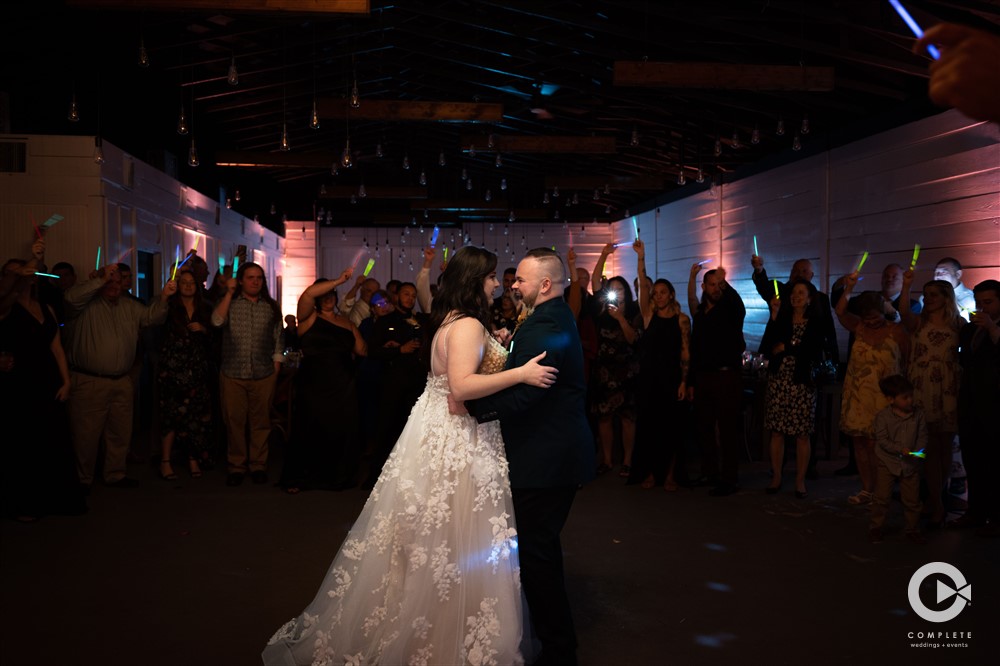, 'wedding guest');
931,257,976,317
835,276,909,507
211,262,284,487
915,23,1000,123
